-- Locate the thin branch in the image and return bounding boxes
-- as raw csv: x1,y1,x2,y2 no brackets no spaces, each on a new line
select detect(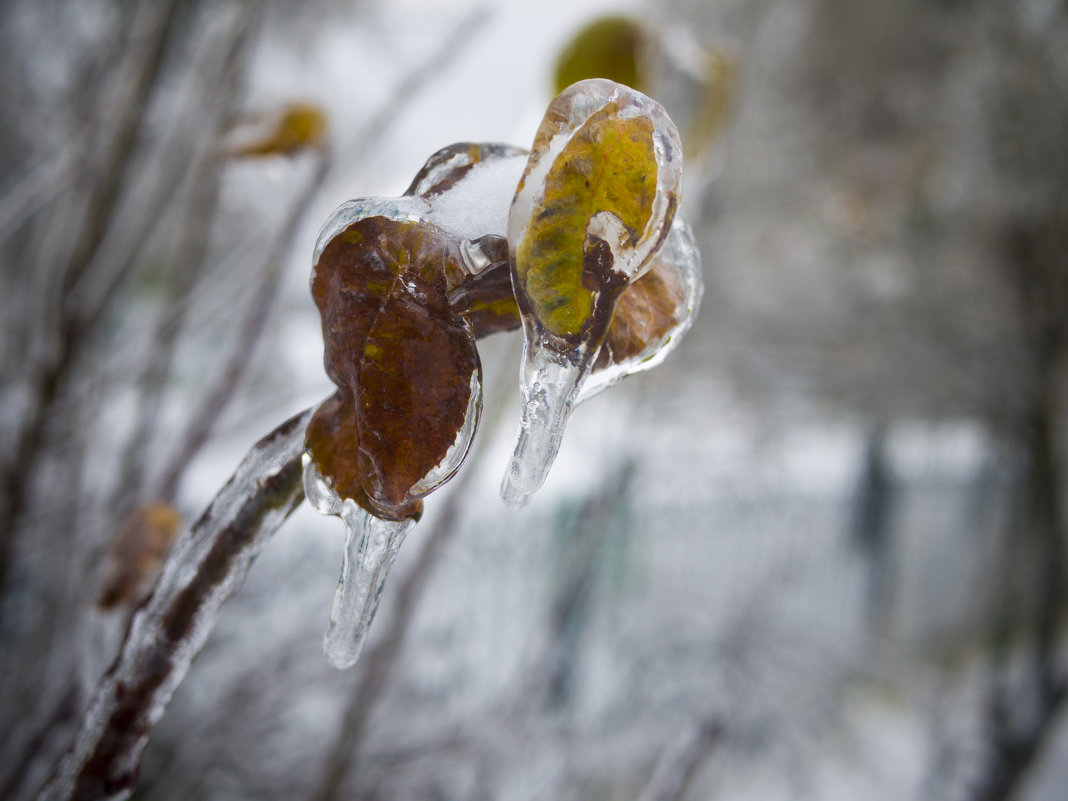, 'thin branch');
60,0,183,298
0,0,185,603
0,153,73,248
36,408,311,801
